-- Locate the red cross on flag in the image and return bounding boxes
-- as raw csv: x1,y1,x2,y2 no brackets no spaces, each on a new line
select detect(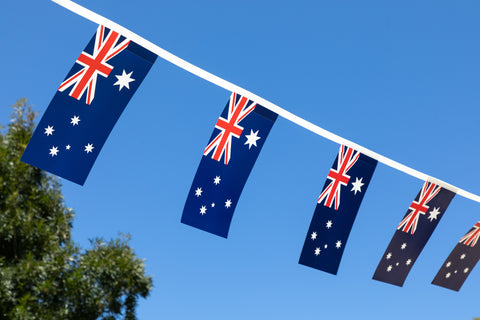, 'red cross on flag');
460,222,480,247
397,181,442,234
203,92,257,165
317,145,360,210
58,25,130,105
